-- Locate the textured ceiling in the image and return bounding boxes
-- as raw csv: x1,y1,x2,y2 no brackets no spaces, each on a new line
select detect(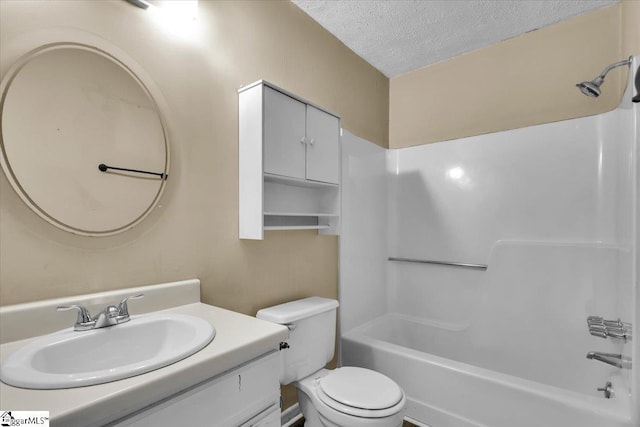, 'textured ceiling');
291,0,619,77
